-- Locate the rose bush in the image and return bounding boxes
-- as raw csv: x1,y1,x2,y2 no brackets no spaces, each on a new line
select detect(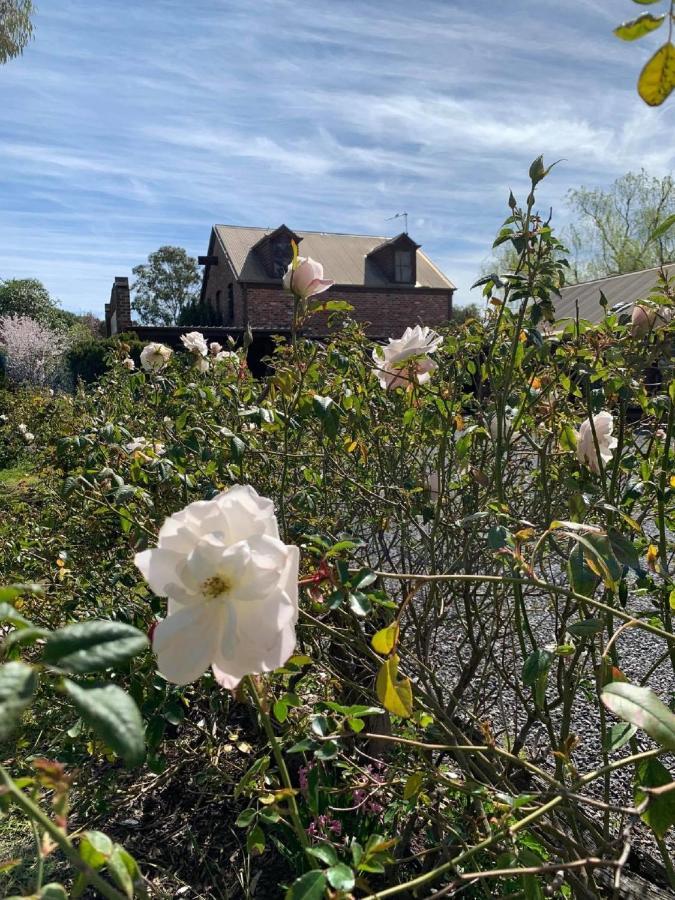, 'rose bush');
0,161,673,898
